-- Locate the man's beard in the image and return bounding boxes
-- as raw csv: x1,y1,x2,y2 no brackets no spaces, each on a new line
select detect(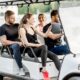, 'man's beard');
55,18,59,23
9,22,14,25
8,20,14,25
